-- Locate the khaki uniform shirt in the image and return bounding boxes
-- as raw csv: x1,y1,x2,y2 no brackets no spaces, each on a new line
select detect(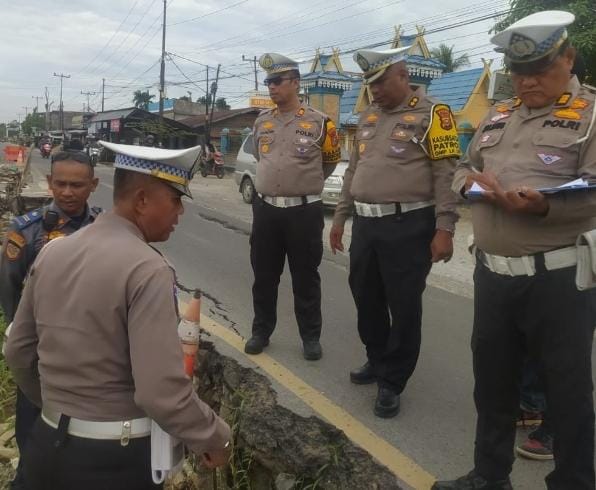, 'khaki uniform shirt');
253,103,341,196
333,89,459,231
452,76,596,256
0,202,101,323
5,212,230,454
